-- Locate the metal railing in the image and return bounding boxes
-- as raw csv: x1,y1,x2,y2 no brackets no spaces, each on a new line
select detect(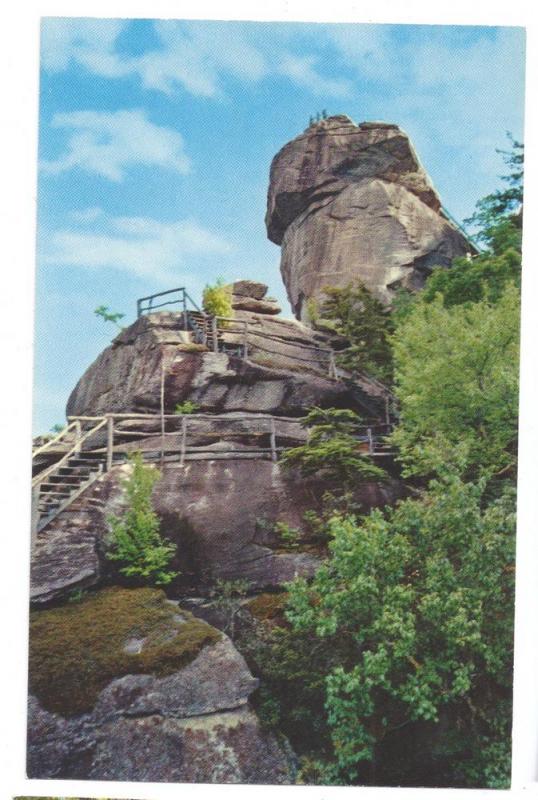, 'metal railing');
137,287,203,329
136,287,339,379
